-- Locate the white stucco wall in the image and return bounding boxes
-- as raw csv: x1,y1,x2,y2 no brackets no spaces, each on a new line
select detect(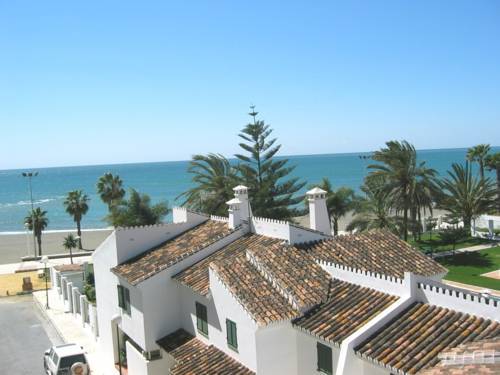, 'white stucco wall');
207,268,259,371
295,330,340,375
92,231,120,373
416,280,499,320
321,262,406,297
256,323,298,375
